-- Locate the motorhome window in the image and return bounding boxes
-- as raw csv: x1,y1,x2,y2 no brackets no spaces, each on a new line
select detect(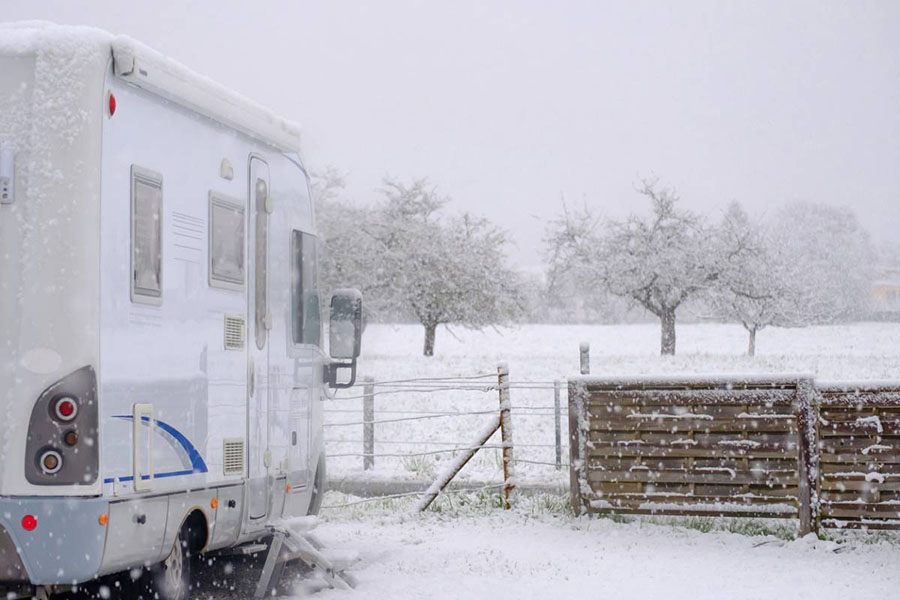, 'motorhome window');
131,167,163,304
291,230,321,346
209,194,245,288
254,178,268,349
